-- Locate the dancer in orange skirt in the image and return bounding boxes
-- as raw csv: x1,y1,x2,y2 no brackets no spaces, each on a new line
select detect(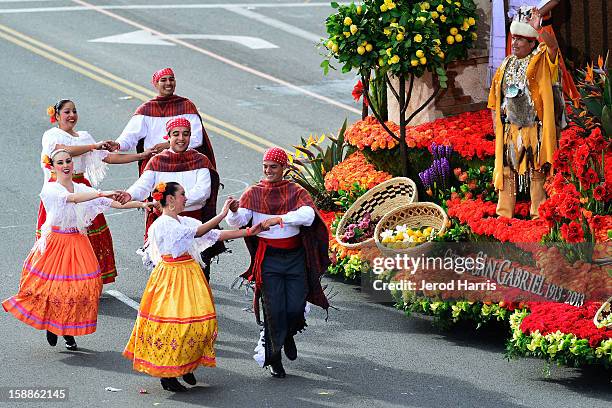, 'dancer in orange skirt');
123,182,266,392
38,99,154,284
3,149,150,350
